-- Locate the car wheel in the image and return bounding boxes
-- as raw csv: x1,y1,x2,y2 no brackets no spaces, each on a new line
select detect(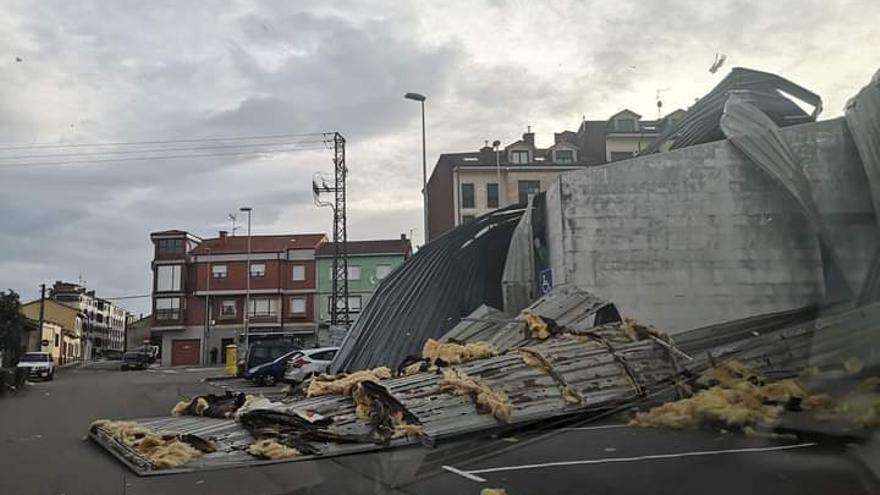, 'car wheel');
47,371,54,381
263,374,276,386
